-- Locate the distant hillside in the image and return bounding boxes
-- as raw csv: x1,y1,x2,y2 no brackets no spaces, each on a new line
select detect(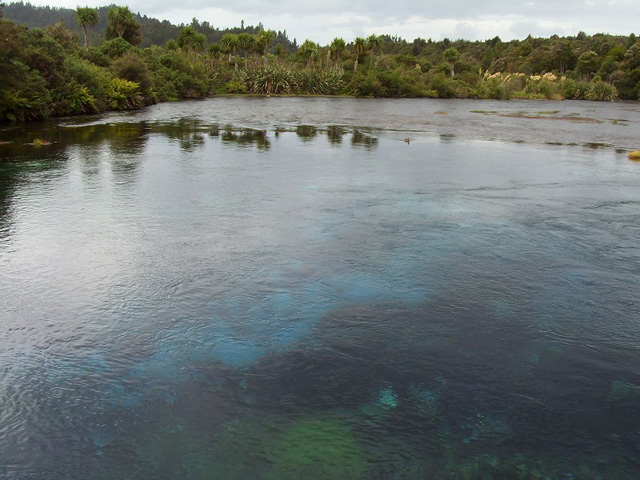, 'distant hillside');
3,1,296,49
